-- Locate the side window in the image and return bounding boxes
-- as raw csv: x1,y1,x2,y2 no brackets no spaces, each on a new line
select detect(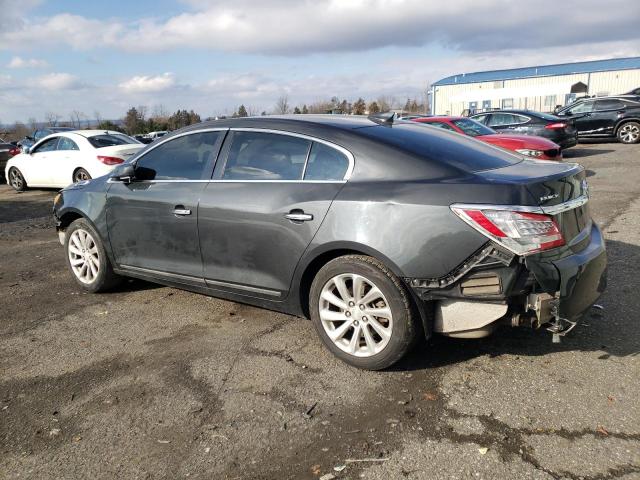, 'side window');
472,114,488,124
33,137,60,153
34,130,47,141
304,142,350,181
569,101,594,114
57,137,79,151
488,113,516,126
135,131,221,180
513,114,530,124
222,131,311,180
594,99,623,111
